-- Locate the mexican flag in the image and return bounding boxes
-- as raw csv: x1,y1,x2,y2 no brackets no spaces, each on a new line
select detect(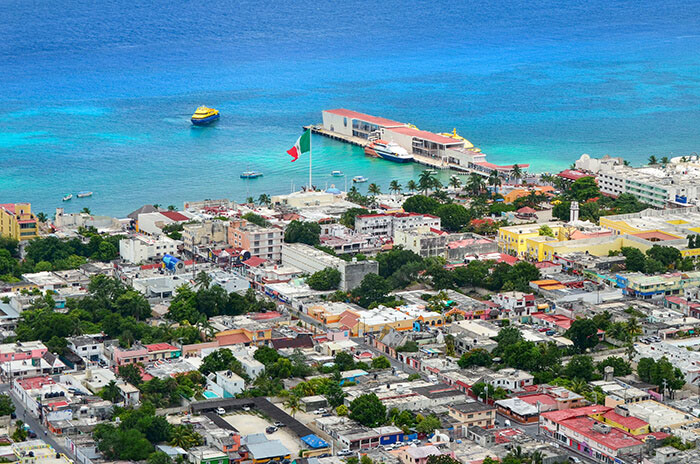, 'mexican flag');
287,129,311,162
